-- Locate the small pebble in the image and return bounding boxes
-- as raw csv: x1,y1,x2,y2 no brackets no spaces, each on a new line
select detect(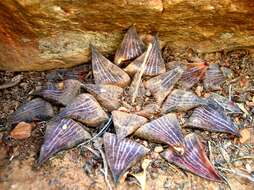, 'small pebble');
239,128,251,144
145,91,151,97
163,178,172,189
19,82,27,87
10,122,33,140
154,146,163,153
143,141,148,147
150,171,159,179
144,97,149,102
239,152,245,157
117,107,129,112
57,82,64,90
246,101,254,107
221,67,234,78
245,163,252,173
135,105,141,112
203,93,210,98
195,86,203,97
234,160,242,167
